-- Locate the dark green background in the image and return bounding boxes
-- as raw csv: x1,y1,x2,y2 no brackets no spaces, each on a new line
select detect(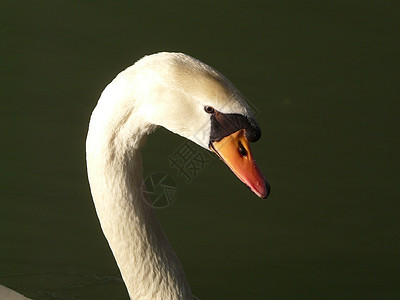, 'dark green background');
1,1,399,299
